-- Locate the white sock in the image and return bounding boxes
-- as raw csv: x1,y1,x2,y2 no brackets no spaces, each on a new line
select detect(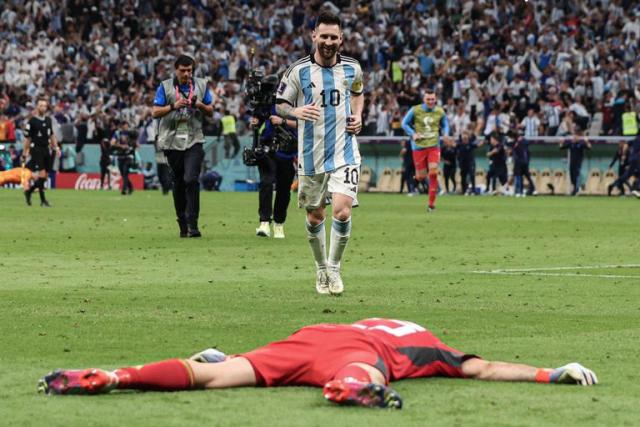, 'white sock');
306,220,327,271
328,217,351,271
